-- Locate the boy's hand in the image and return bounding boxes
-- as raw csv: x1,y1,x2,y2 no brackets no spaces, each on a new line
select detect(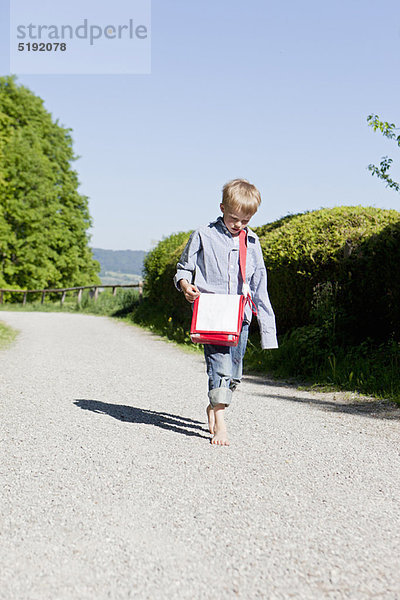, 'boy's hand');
179,279,200,303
